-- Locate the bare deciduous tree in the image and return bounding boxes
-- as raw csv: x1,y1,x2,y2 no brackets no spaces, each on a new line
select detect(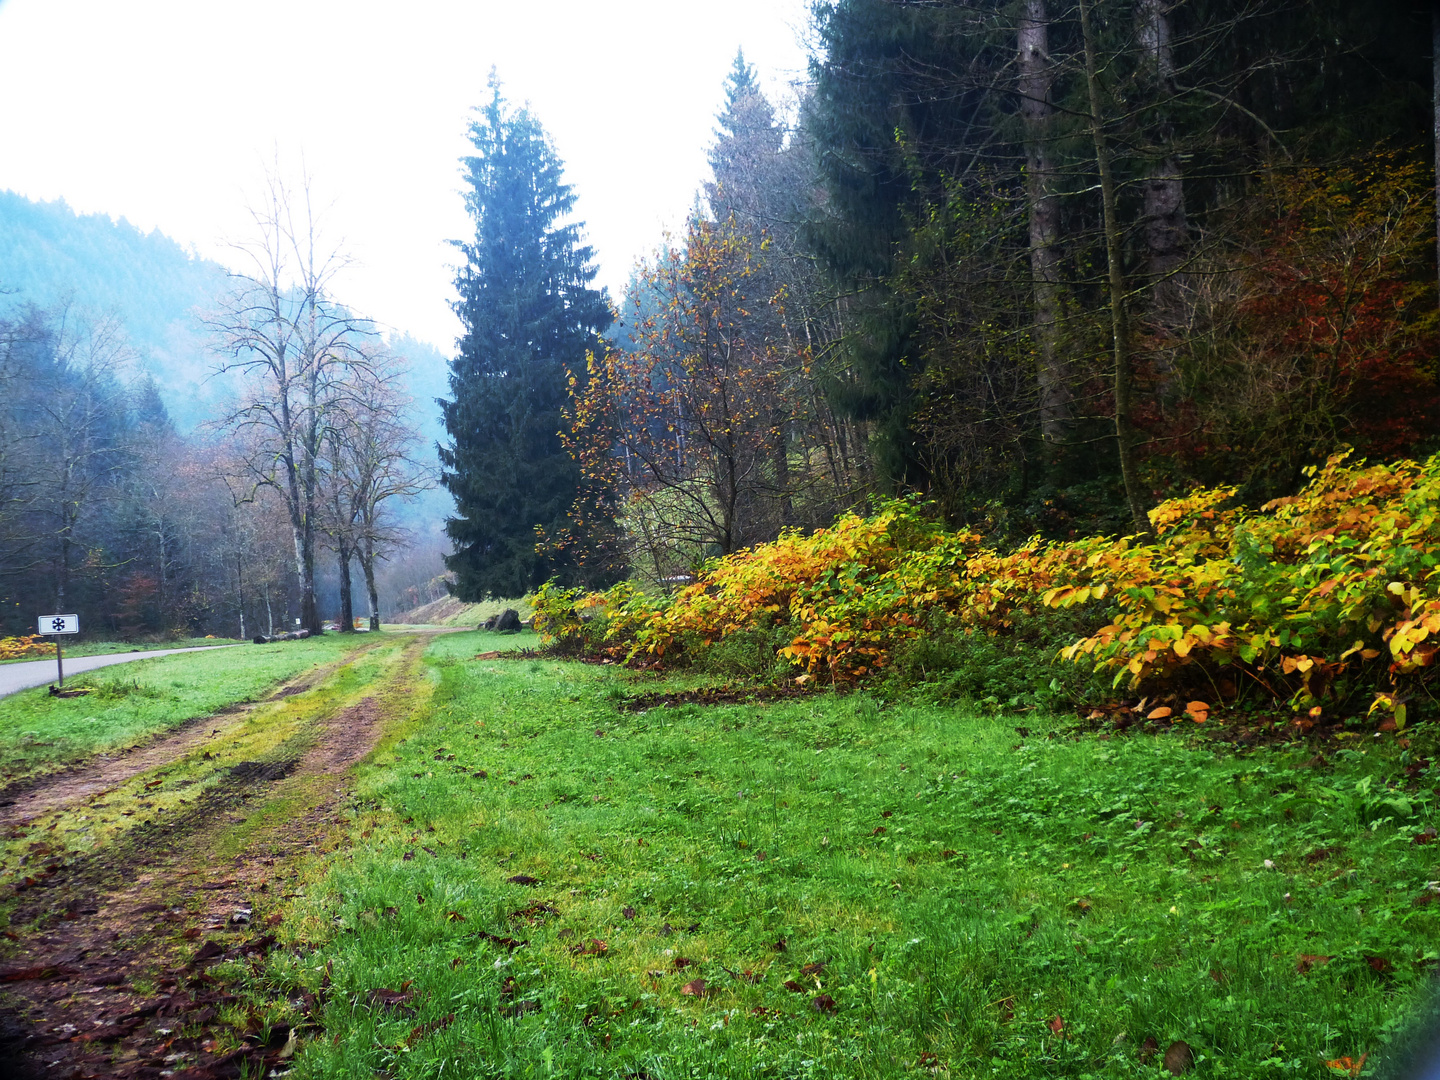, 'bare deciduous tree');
209,173,376,634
